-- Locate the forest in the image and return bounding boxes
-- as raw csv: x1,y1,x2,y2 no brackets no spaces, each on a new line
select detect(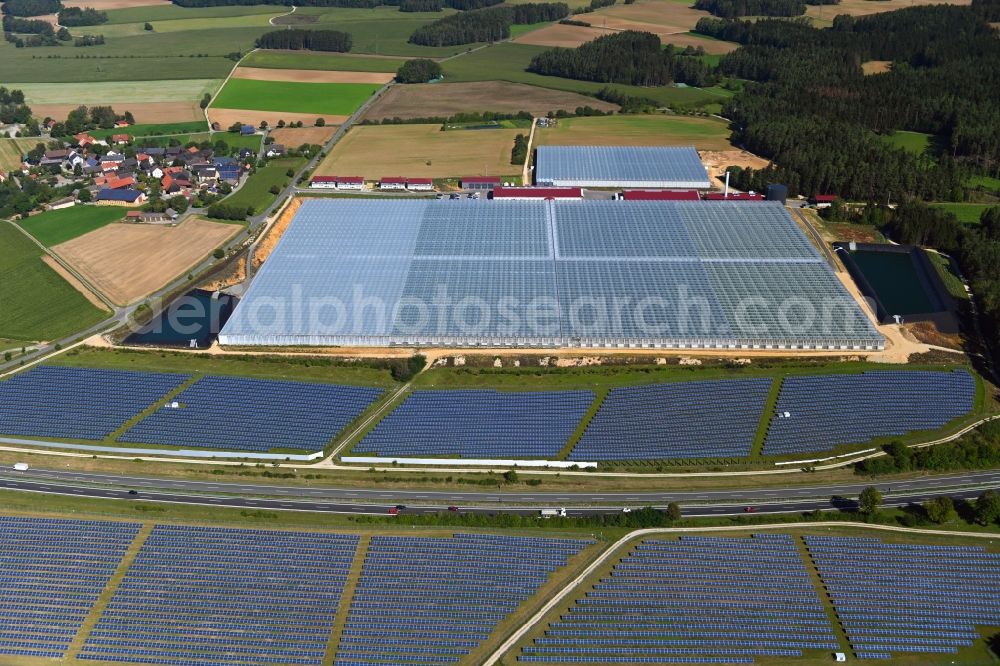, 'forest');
2,14,53,33
0,87,32,124
409,3,567,46
445,0,502,9
527,31,715,87
399,0,441,11
395,58,442,83
1,0,61,15
57,6,108,25
255,28,352,51
694,0,835,18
